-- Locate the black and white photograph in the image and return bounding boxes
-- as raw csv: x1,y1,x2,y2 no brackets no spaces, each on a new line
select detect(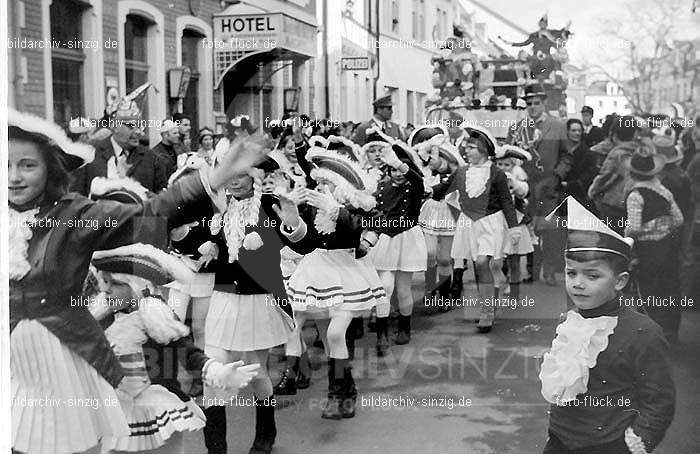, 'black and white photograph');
2,0,700,452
